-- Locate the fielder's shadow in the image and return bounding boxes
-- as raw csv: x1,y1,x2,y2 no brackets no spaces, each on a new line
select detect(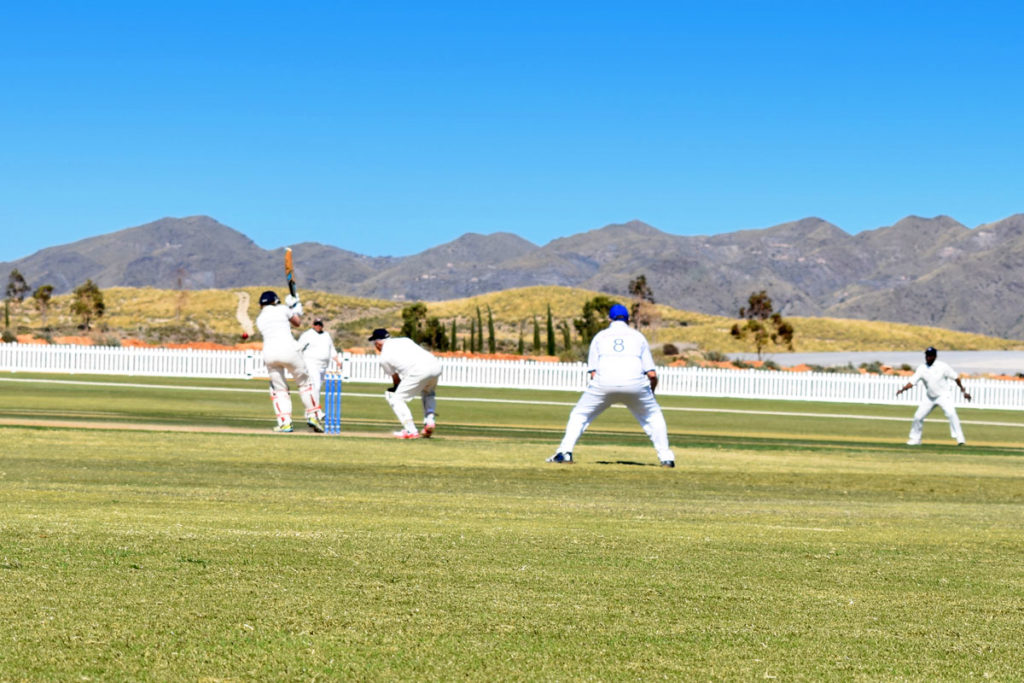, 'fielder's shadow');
595,460,651,467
